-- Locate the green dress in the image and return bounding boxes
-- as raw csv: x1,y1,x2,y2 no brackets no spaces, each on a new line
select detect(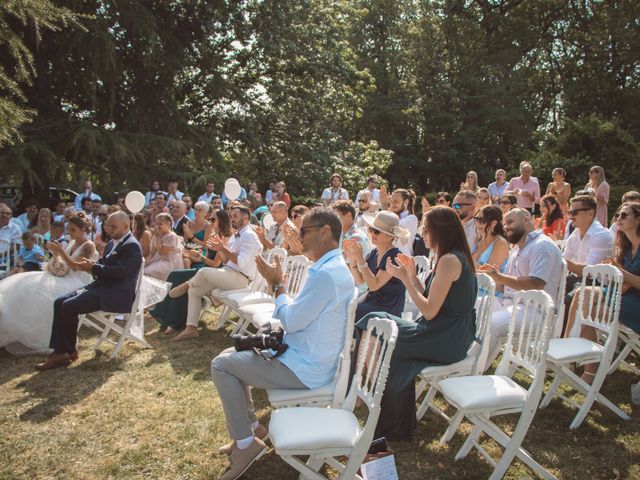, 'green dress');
355,250,477,440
